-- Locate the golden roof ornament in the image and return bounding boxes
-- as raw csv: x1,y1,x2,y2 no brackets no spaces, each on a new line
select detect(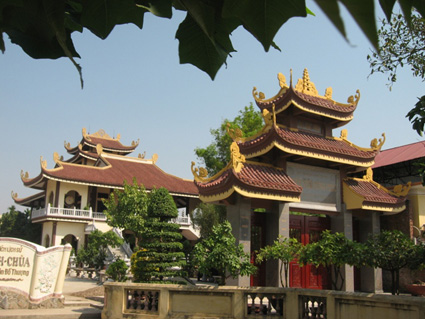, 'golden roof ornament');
230,142,245,173
295,68,319,96
325,87,333,99
370,133,386,151
347,90,361,106
82,127,88,140
138,151,146,159
64,141,71,149
11,191,18,199
96,144,103,155
131,138,140,146
116,133,121,141
392,182,411,197
278,72,288,89
191,161,209,182
40,156,47,169
20,170,29,181
152,153,158,164
226,123,244,142
363,167,374,182
53,152,62,163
